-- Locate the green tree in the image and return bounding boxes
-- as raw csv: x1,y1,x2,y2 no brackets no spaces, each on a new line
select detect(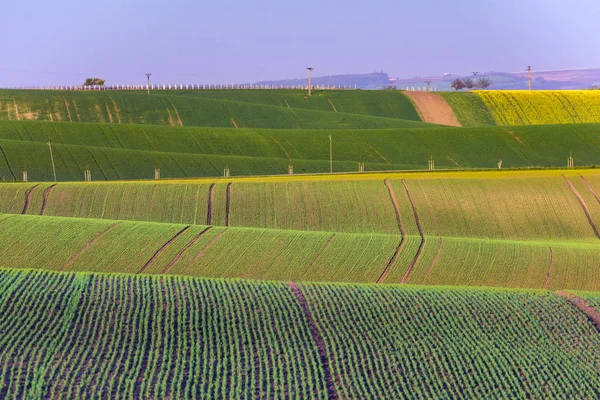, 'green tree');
83,78,106,86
